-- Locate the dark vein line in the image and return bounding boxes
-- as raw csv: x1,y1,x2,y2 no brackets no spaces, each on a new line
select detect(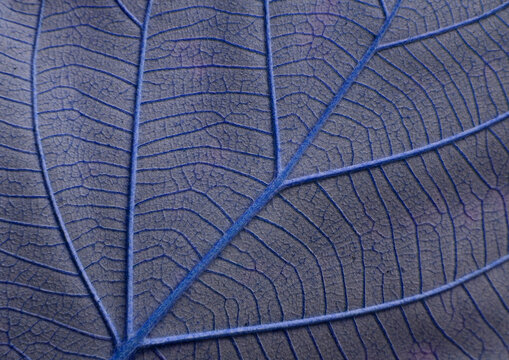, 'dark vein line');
282,111,509,188
374,314,398,358
0,167,39,172
115,0,141,27
144,64,265,73
368,170,404,300
41,24,139,39
1,306,111,340
37,85,131,115
126,0,152,340
39,108,131,133
377,2,509,51
0,118,32,130
38,64,135,85
31,0,119,345
151,5,263,20
380,166,423,292
38,44,137,66
0,15,35,30
141,253,509,346
422,301,475,359
6,343,31,360
352,318,368,356
0,193,46,199
0,94,30,106
2,143,45,156
137,161,268,186
263,0,280,176
0,217,57,229
0,248,78,276
305,327,322,359
378,0,388,18
110,3,402,358
0,280,88,297
327,323,348,359
0,69,30,82
462,284,508,347
270,13,375,36
0,32,32,45
140,91,268,105
145,37,264,55
154,349,166,360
